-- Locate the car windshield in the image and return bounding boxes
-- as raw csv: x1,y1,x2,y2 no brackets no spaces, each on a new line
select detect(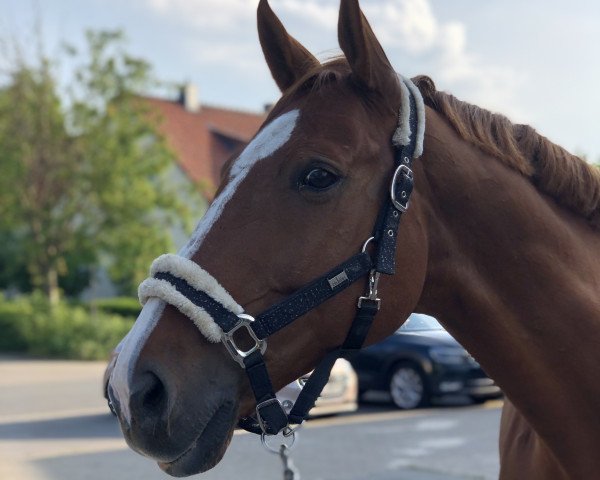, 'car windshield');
398,313,443,332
